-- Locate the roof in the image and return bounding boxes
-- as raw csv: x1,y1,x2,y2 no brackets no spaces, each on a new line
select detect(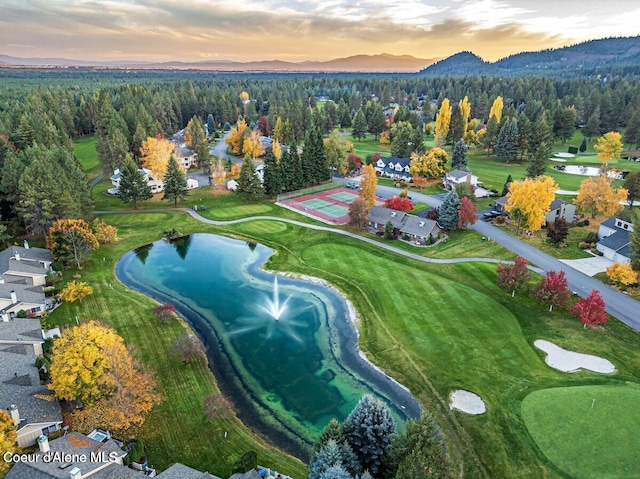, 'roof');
0,323,62,431
386,156,410,167
549,199,573,210
446,169,470,179
228,471,263,479
495,196,508,206
368,206,407,228
5,433,131,479
158,463,221,479
600,217,618,229
400,215,440,238
174,146,195,158
598,230,631,257
0,282,47,307
0,246,52,276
